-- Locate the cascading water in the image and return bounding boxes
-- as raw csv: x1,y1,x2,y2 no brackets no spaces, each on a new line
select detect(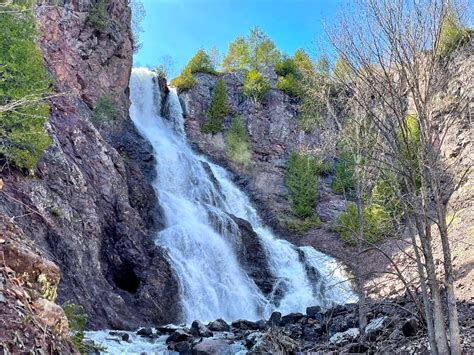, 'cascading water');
129,67,355,323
